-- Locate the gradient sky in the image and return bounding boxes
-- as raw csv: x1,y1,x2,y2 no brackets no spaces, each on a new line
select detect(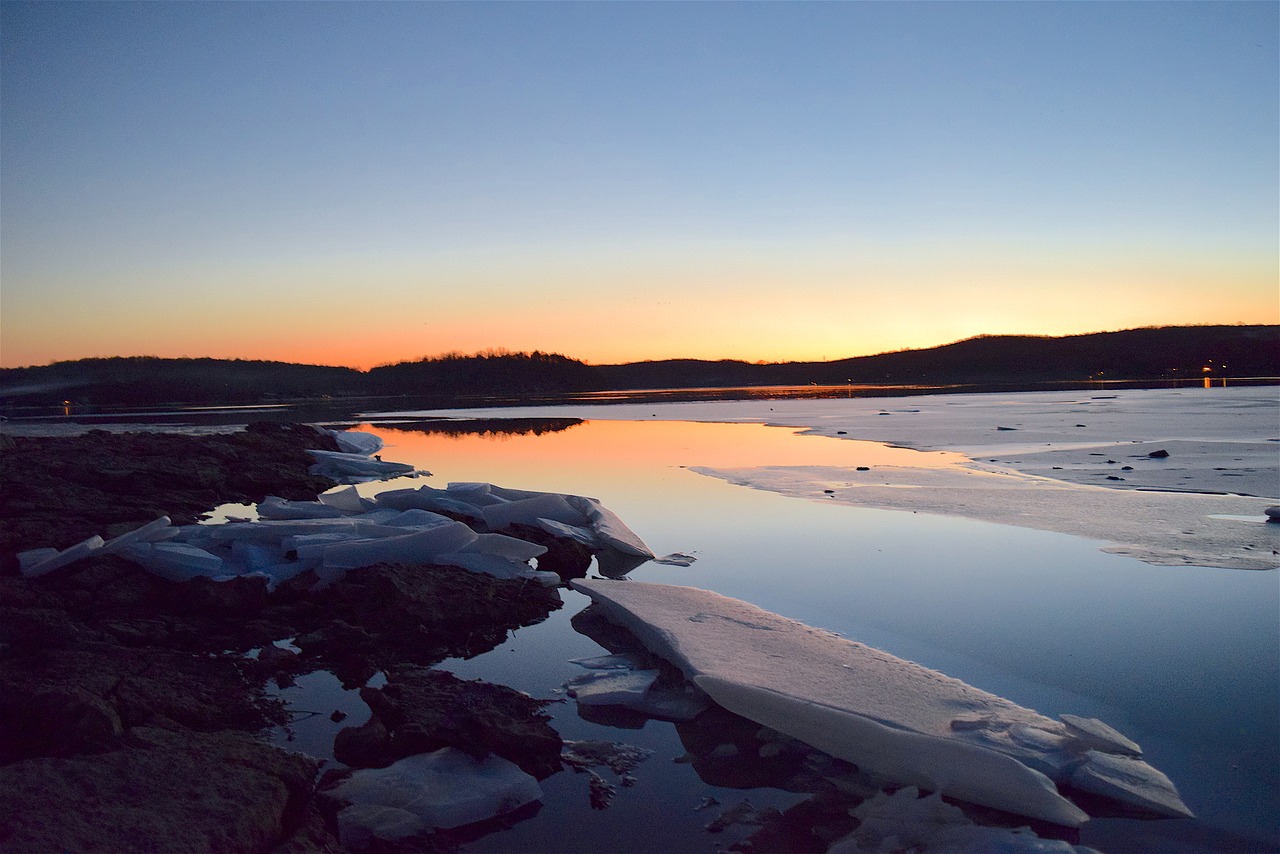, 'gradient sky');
2,1,1276,369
